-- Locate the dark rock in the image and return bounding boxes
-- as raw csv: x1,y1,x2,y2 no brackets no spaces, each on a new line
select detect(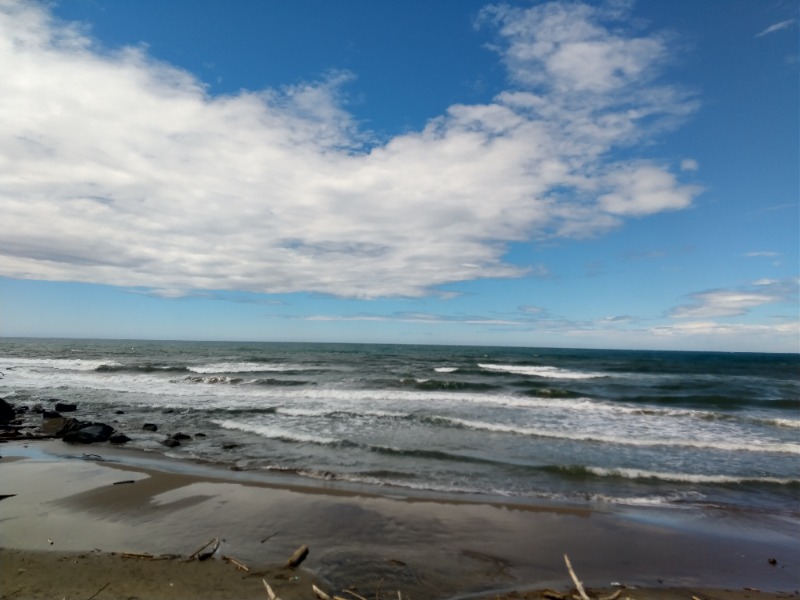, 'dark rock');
161,437,181,448
0,399,15,424
109,433,131,444
142,423,158,432
16,405,29,413
63,423,114,444
171,432,191,441
222,443,238,450
114,410,125,415
31,403,44,414
54,402,77,412
42,410,61,419
194,433,207,438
